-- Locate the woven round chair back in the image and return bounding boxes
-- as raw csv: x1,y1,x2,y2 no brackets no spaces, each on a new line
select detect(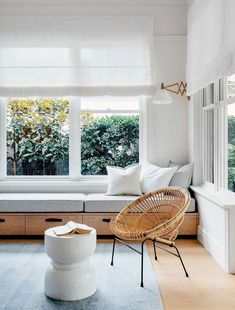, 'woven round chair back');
110,187,191,241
